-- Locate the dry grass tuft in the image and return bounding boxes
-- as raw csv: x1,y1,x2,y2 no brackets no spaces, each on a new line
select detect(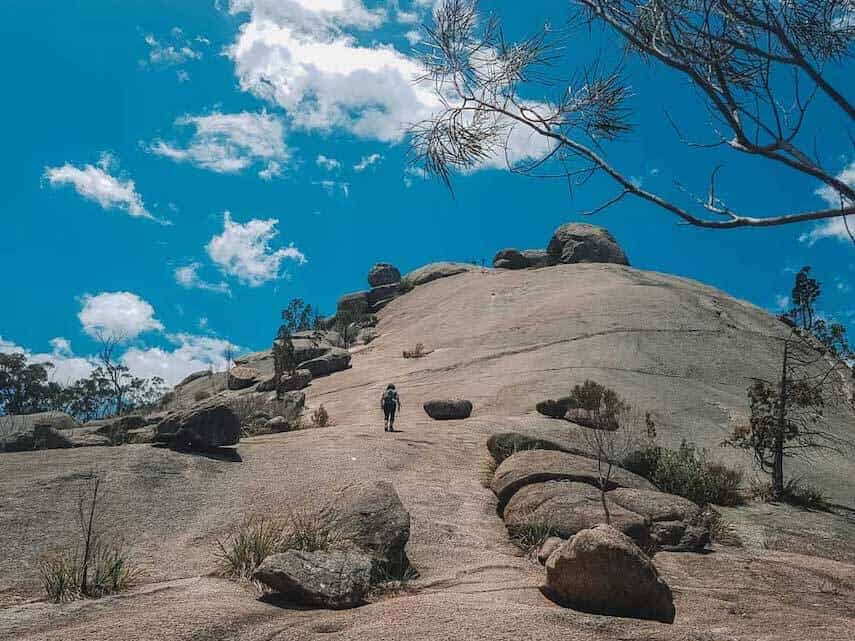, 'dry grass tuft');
403,343,432,359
